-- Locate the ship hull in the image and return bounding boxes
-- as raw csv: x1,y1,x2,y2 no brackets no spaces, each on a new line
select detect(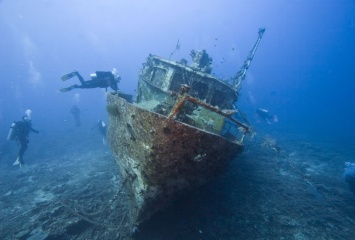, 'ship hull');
107,94,243,225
